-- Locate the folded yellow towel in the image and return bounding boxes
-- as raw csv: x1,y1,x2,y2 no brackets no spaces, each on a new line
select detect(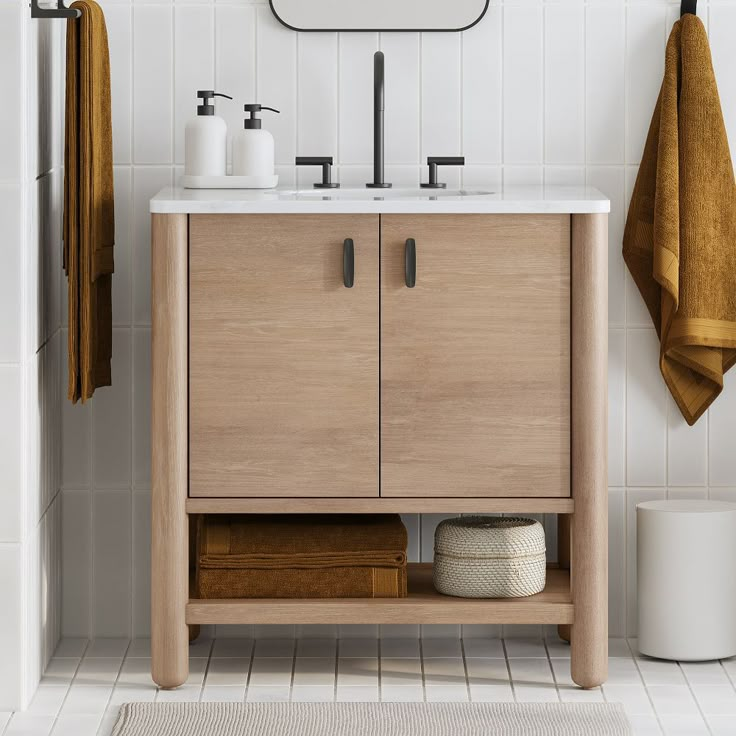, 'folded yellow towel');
196,514,408,599
623,14,736,425
64,0,114,403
